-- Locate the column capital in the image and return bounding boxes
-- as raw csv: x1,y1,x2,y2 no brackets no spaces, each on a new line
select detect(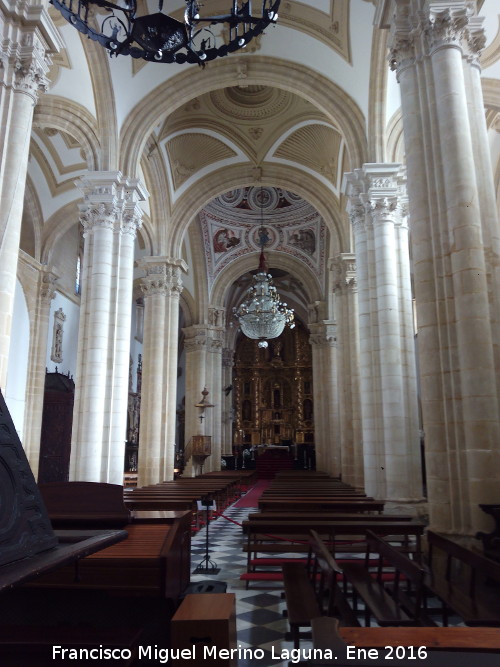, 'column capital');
39,267,58,305
77,171,147,237
309,321,337,348
182,325,208,352
388,2,486,72
138,256,187,298
0,6,63,102
344,164,407,232
330,254,357,293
